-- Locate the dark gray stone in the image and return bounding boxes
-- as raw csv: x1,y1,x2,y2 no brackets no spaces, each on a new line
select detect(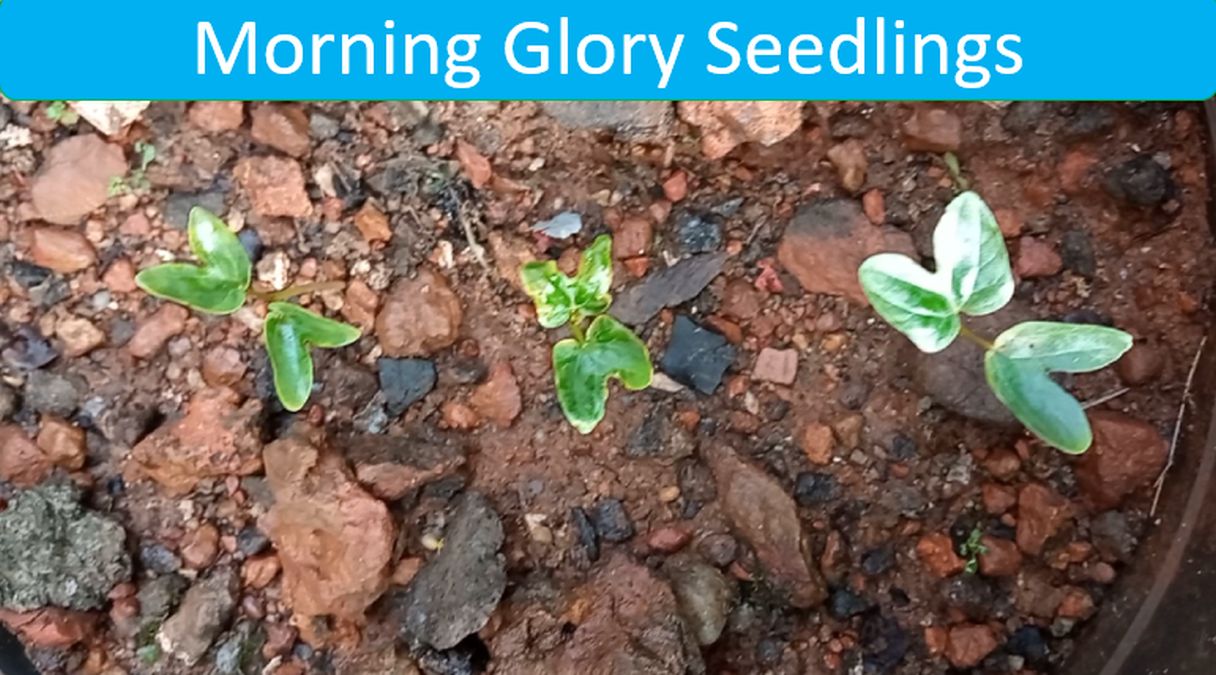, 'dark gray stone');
793,472,839,506
377,357,437,416
1060,230,1096,278
675,214,724,255
138,574,188,624
1001,102,1051,135
140,543,183,575
589,498,634,543
660,316,735,395
611,253,726,326
1106,155,1173,207
0,483,131,611
23,370,86,417
396,492,506,650
9,261,51,289
165,189,228,230
309,113,340,140
0,382,15,421
829,588,871,619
